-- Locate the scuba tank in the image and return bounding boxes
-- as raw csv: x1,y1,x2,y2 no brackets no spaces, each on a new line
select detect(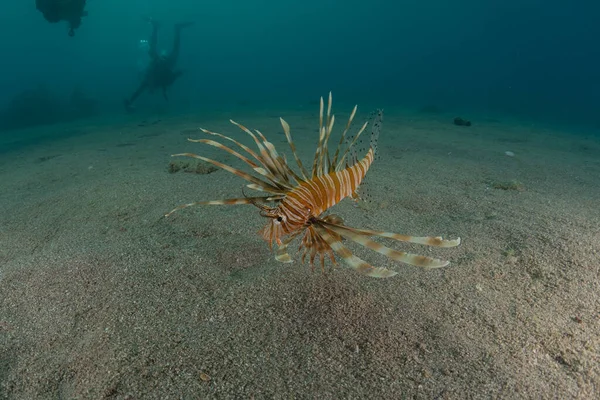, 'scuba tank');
136,39,151,78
